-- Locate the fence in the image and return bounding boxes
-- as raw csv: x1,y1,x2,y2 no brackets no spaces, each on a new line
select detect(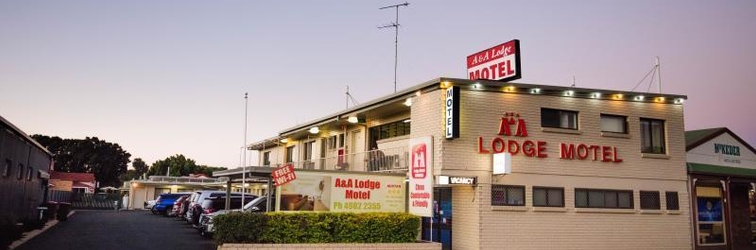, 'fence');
283,145,409,173
48,190,121,210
